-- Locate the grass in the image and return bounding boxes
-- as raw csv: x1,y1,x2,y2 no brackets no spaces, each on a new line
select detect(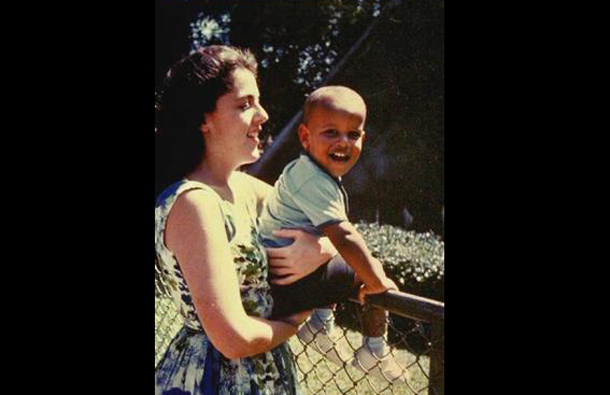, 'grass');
289,329,430,395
